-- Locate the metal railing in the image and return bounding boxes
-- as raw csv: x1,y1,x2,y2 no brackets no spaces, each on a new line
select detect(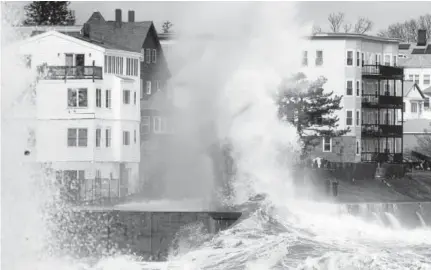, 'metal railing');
59,177,127,205
361,124,403,137
362,64,404,79
37,65,103,81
